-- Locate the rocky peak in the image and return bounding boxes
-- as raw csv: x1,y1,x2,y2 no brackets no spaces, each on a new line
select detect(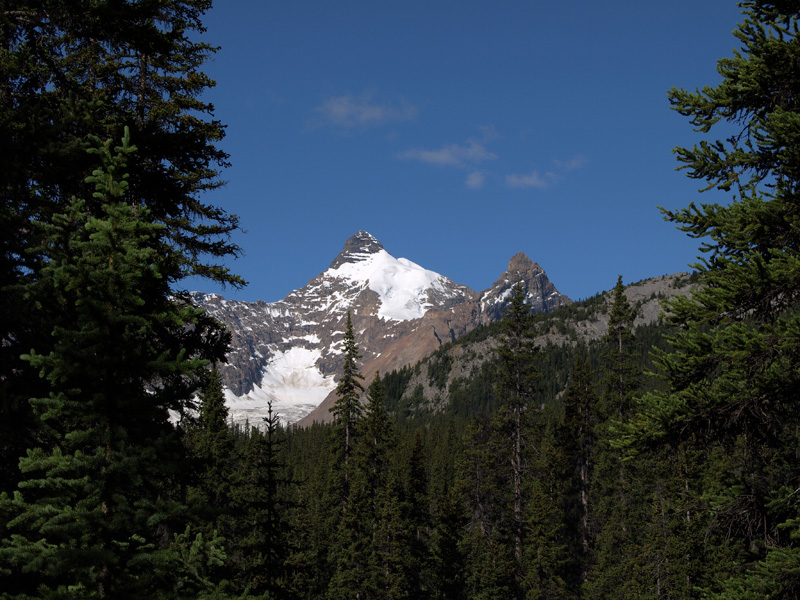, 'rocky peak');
329,230,385,269
506,252,537,278
479,252,571,323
